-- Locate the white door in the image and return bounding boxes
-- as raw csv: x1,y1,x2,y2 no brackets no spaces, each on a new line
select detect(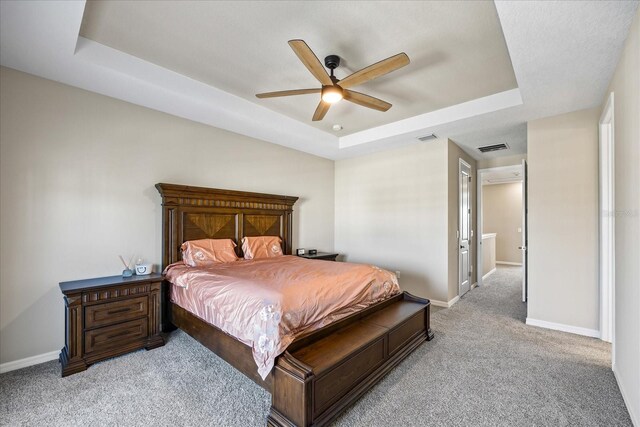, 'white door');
459,160,472,296
520,159,528,302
